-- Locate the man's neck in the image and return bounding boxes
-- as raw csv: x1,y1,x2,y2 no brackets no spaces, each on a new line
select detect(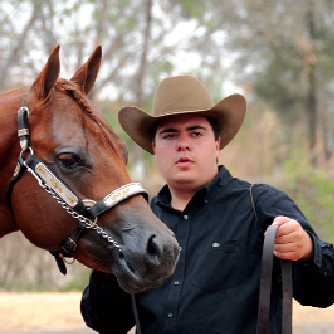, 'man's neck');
170,189,194,211
168,167,220,211
169,184,202,211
